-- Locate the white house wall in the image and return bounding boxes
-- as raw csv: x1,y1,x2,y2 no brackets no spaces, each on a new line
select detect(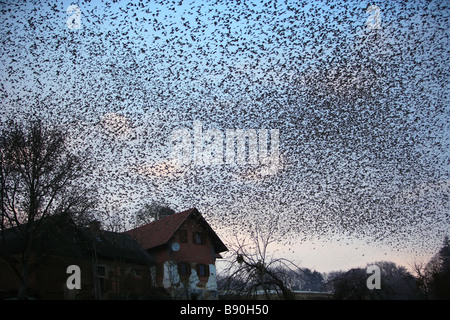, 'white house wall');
163,261,180,289
206,264,217,290
162,261,218,299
